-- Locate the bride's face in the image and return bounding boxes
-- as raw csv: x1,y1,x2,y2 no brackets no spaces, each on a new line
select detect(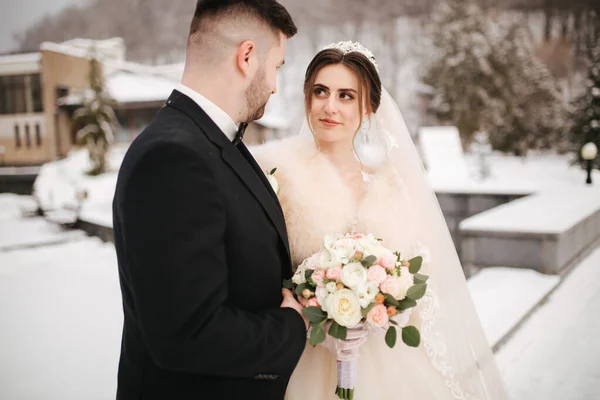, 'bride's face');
309,64,365,145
